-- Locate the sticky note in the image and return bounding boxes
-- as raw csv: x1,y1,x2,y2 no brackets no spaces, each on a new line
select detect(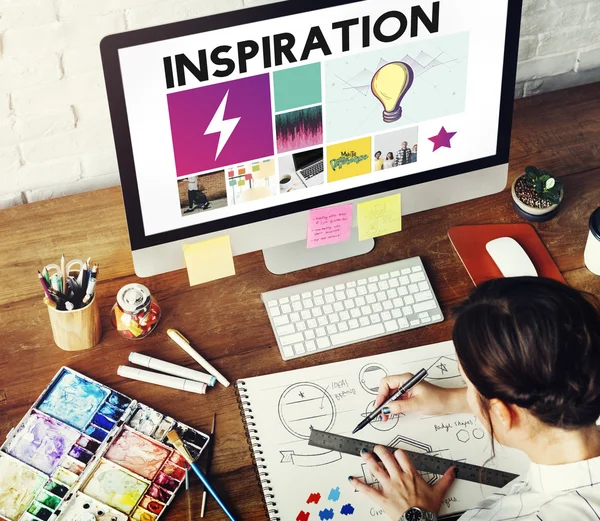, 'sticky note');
245,174,253,180
357,194,402,241
183,236,235,286
239,167,246,175
228,171,234,178
237,179,245,186
307,204,353,248
252,164,260,172
229,179,236,186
